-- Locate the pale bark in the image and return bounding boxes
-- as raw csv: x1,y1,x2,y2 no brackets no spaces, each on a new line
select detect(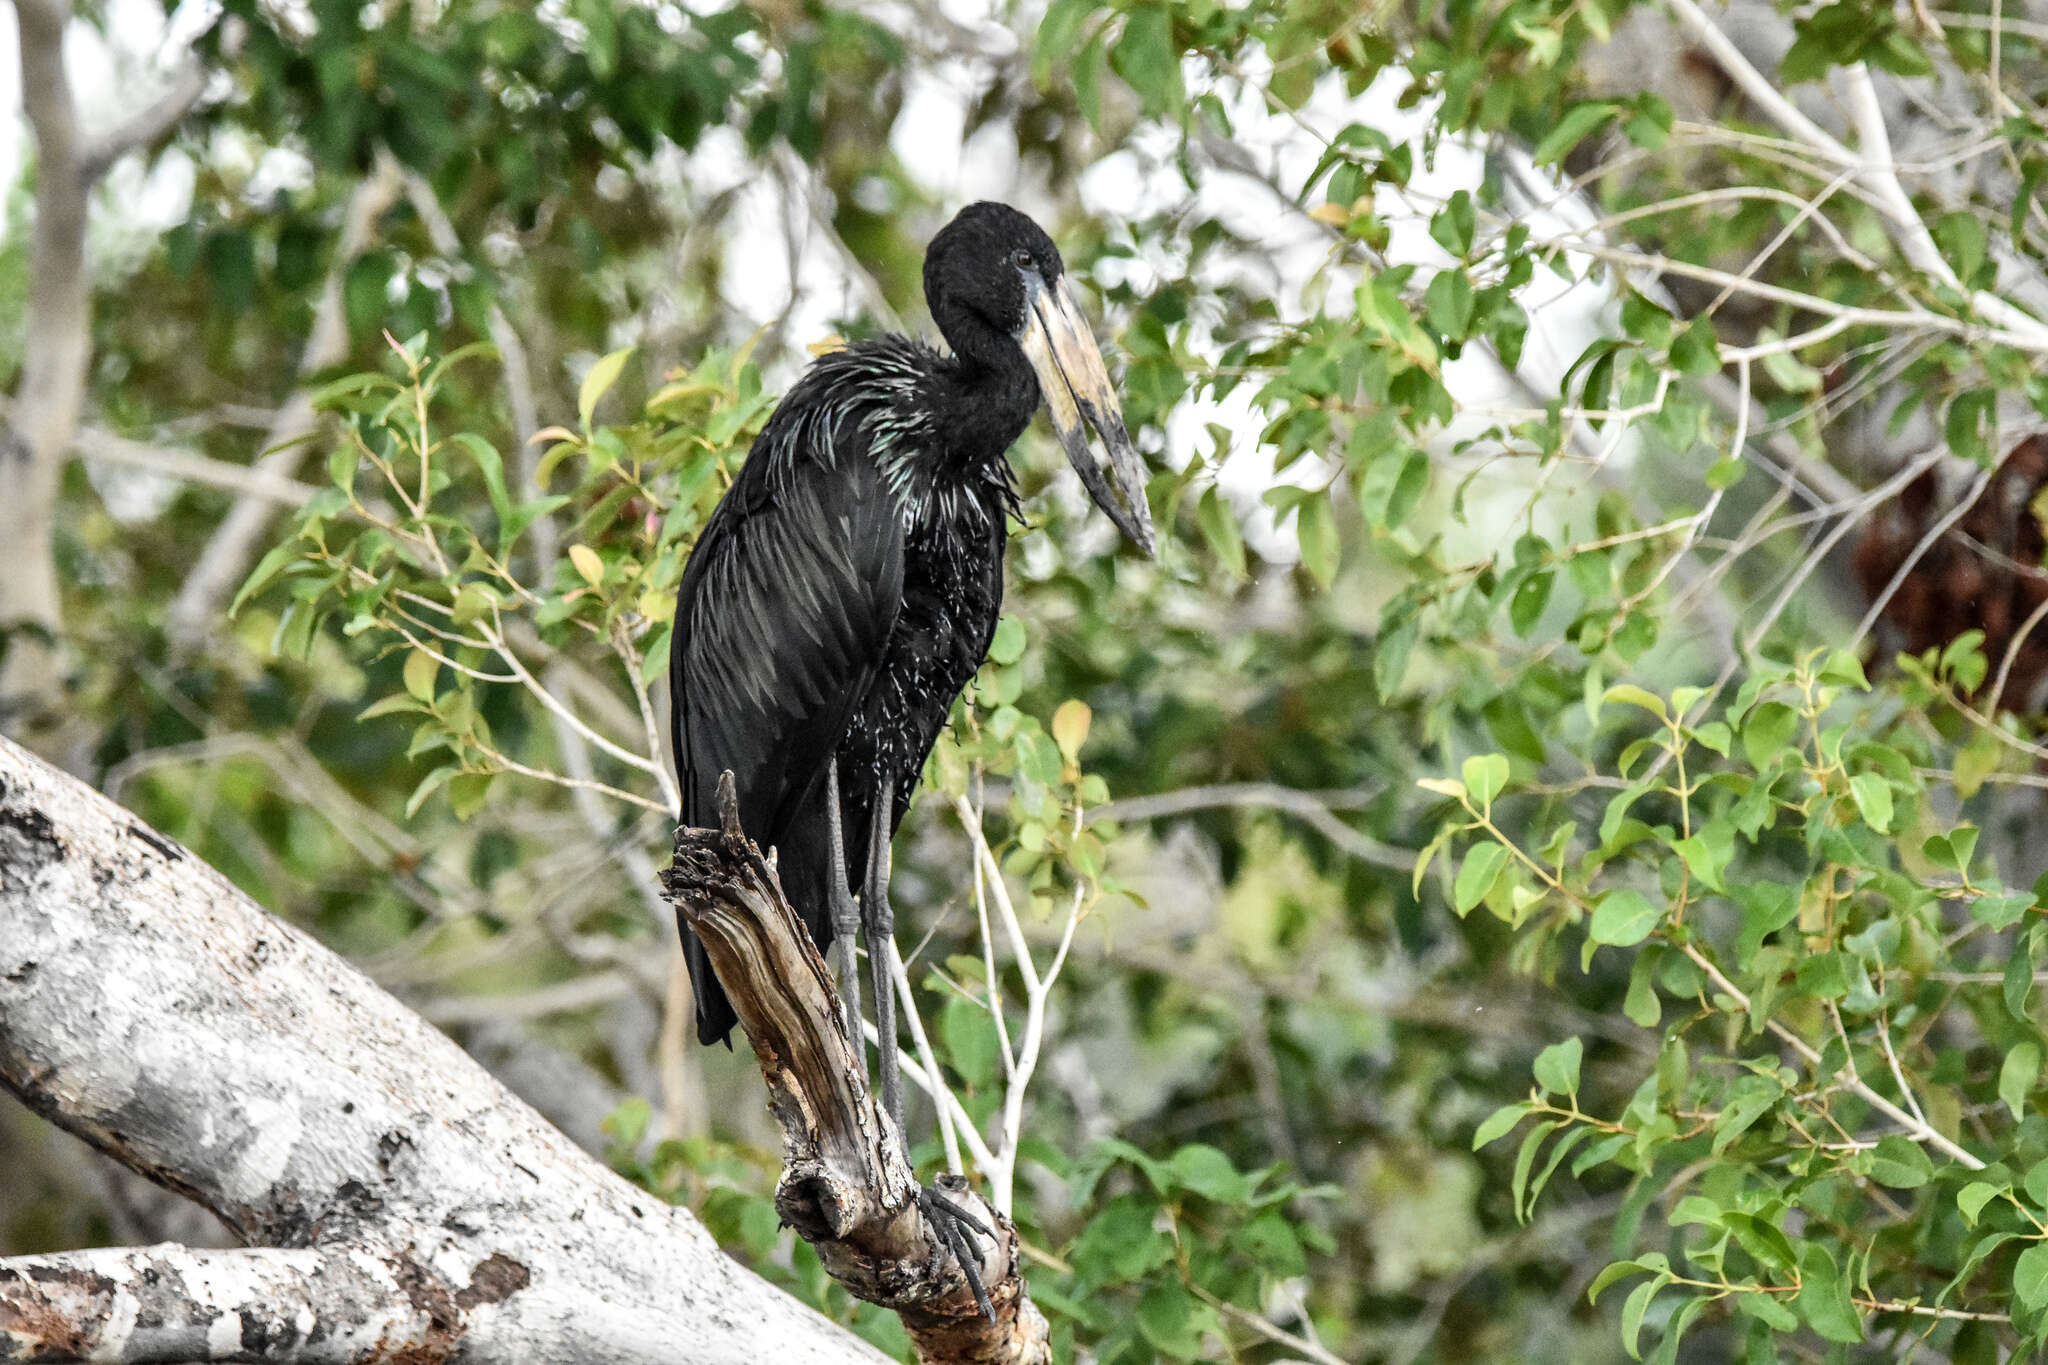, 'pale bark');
0,734,891,1364
0,0,204,744
0,0,92,741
